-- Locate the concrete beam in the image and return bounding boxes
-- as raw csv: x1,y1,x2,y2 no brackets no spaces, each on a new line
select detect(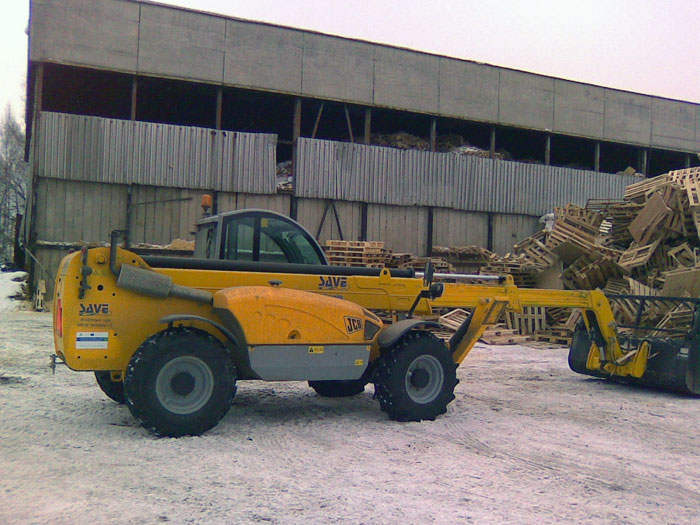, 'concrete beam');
650,98,697,152
224,19,303,94
499,70,554,130
438,58,499,122
30,0,139,71
137,4,225,83
301,34,374,104
603,90,652,146
373,47,439,113
553,79,604,138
